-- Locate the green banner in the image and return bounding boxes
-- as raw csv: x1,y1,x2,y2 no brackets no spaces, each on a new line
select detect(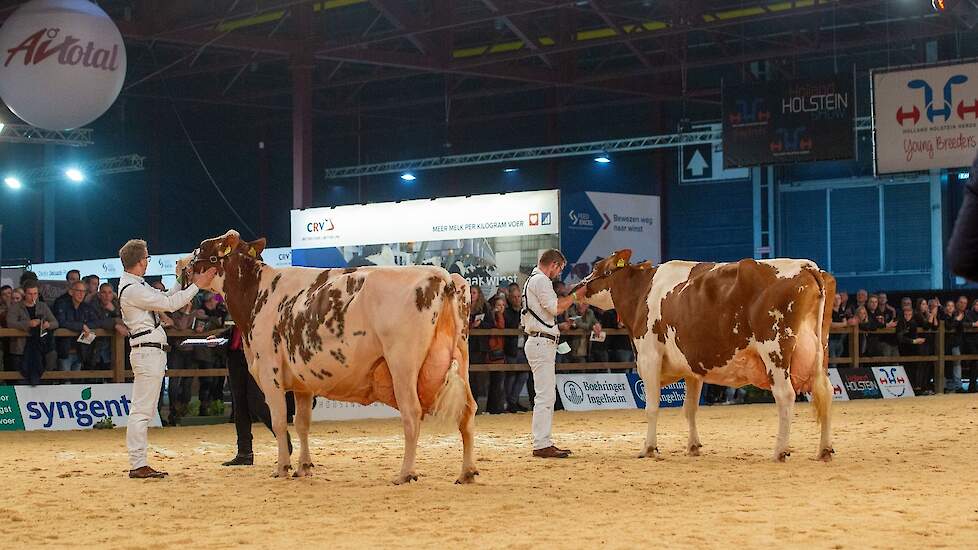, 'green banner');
0,386,25,431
